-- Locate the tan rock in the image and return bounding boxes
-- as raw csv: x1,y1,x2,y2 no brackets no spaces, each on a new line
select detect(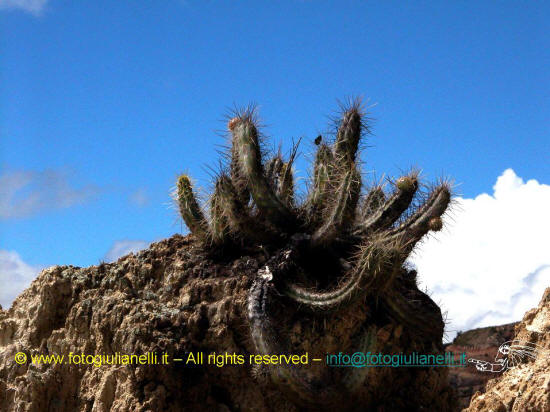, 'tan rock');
0,234,455,411
464,288,550,412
